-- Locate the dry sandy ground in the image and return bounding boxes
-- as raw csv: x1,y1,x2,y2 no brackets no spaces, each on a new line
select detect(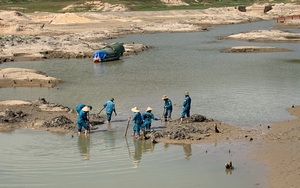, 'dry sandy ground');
251,105,300,188
0,3,299,63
